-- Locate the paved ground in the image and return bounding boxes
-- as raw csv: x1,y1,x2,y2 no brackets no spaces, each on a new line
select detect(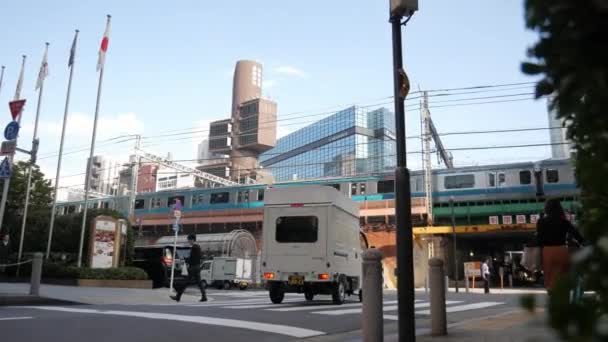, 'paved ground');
0,283,549,341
